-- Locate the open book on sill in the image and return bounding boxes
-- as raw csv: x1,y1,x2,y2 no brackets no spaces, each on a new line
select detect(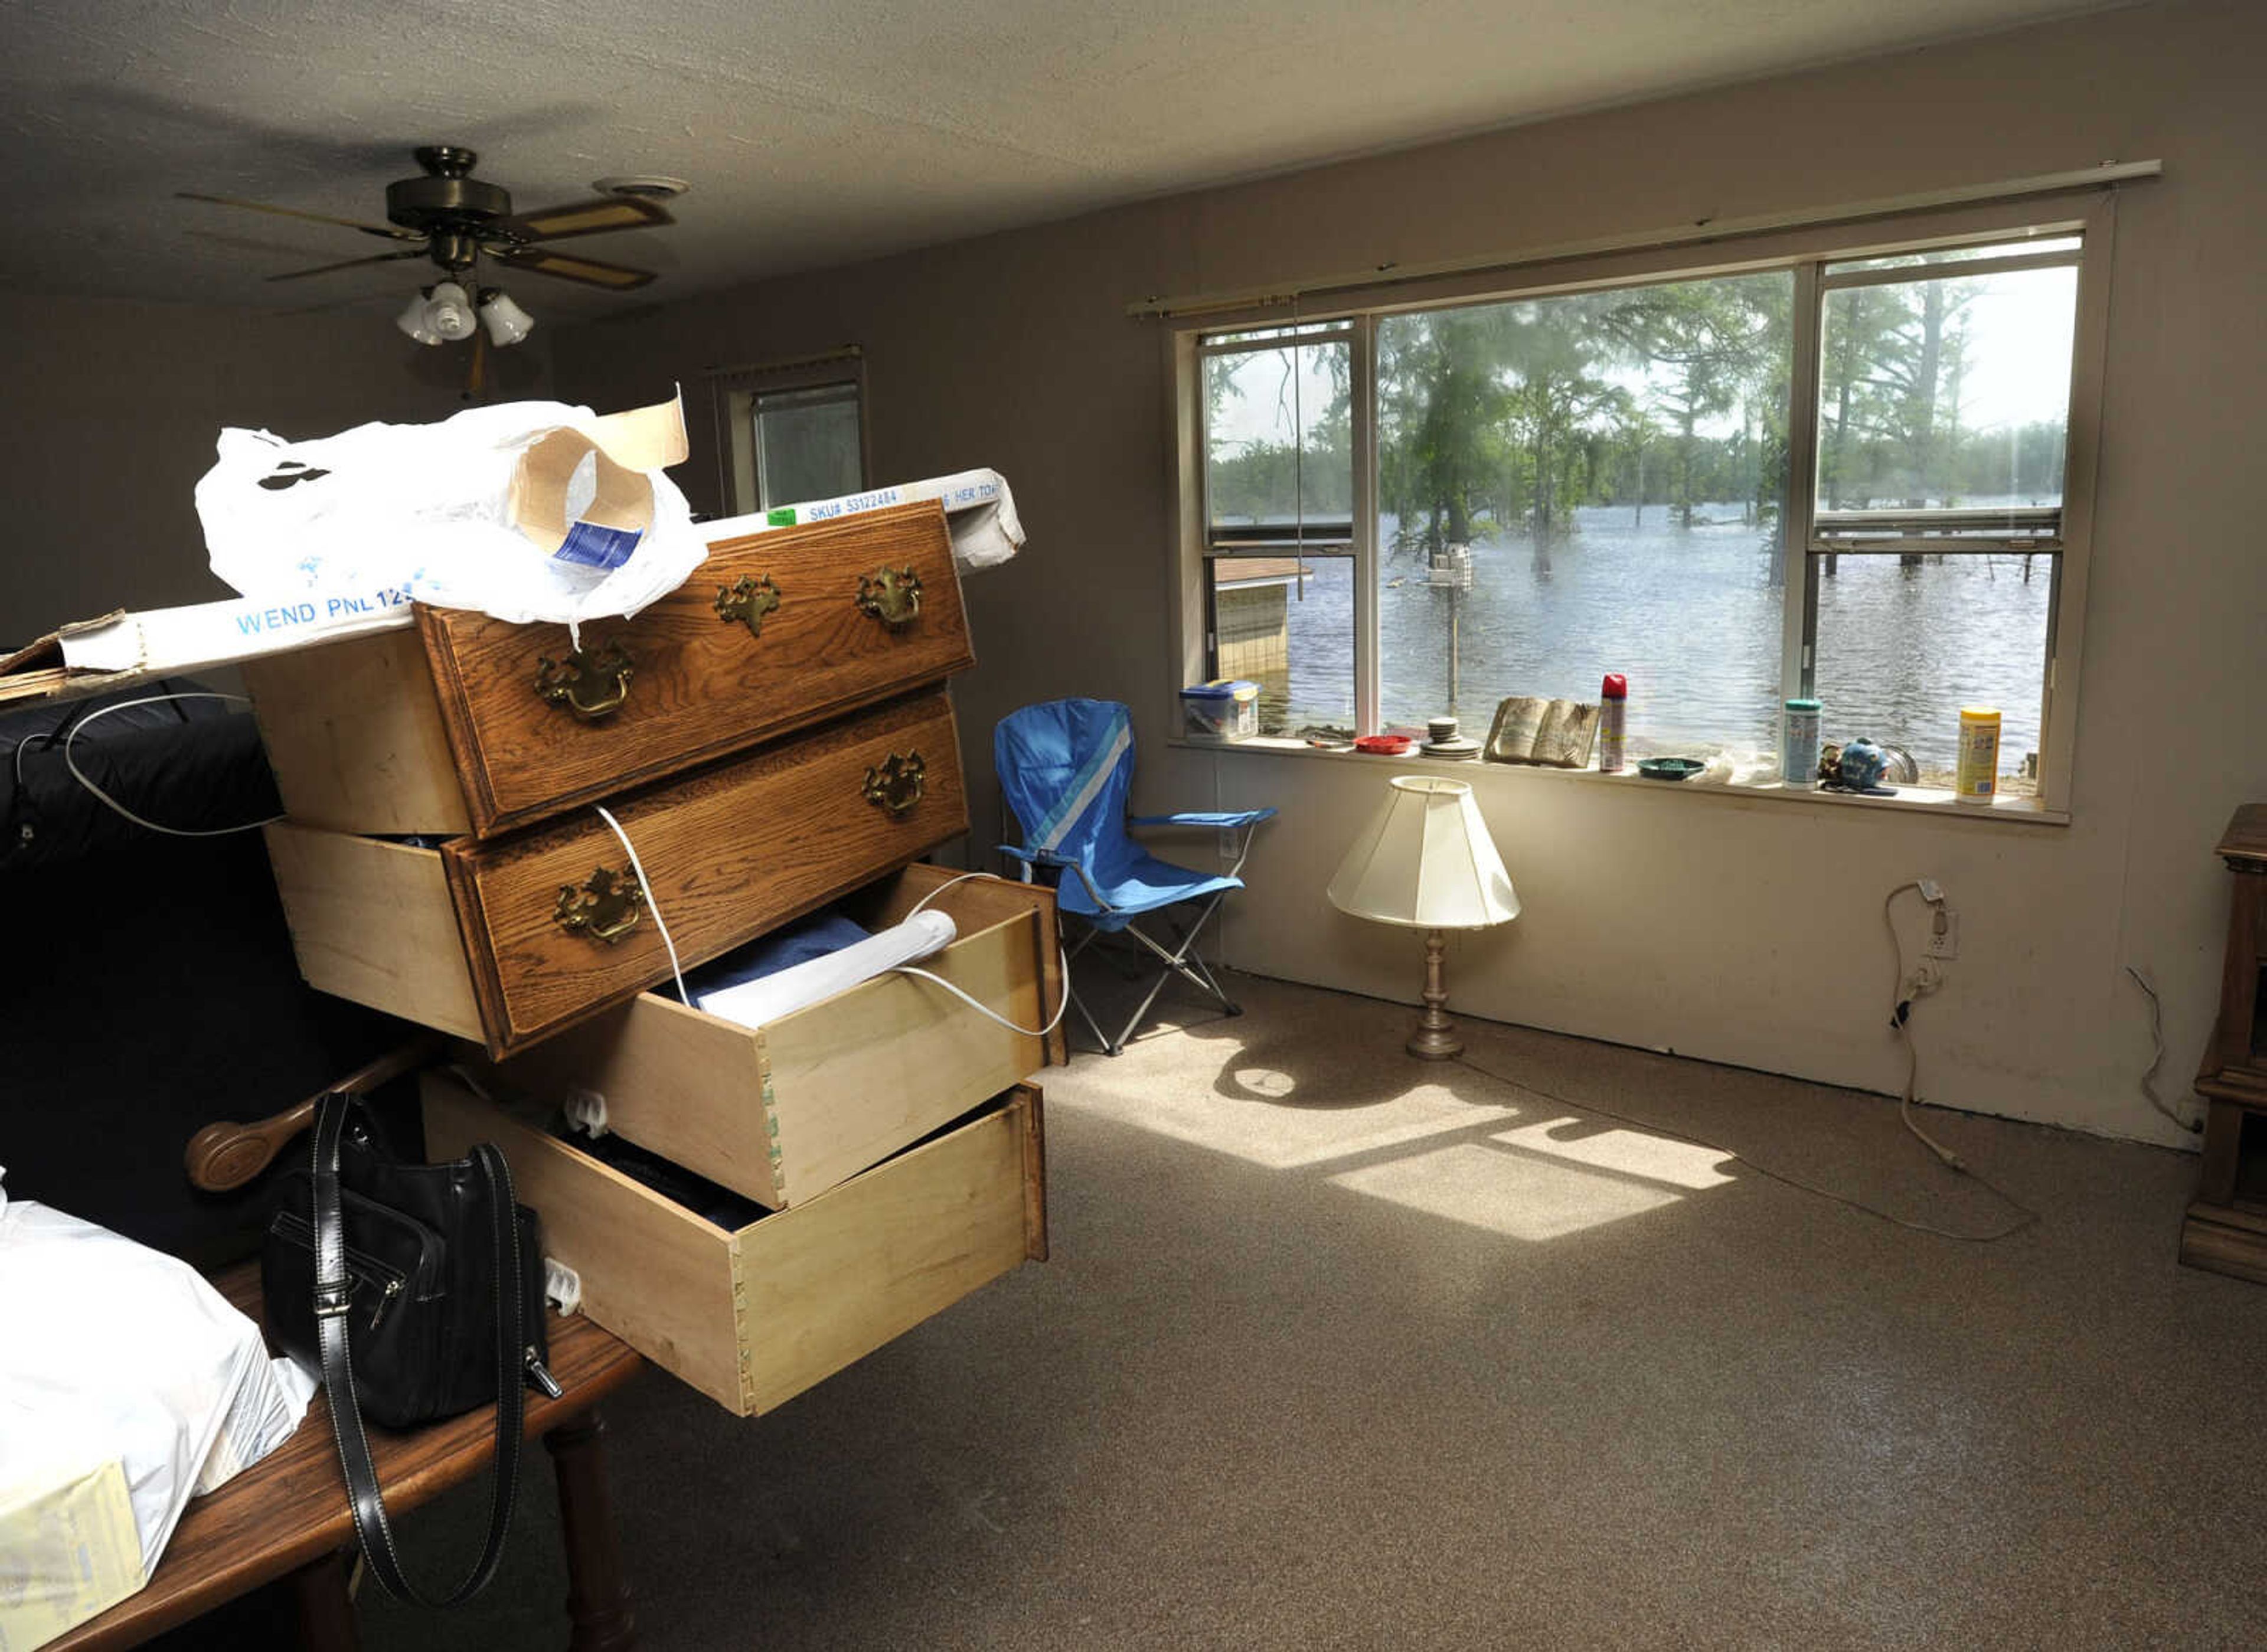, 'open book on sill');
1483,696,1601,769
